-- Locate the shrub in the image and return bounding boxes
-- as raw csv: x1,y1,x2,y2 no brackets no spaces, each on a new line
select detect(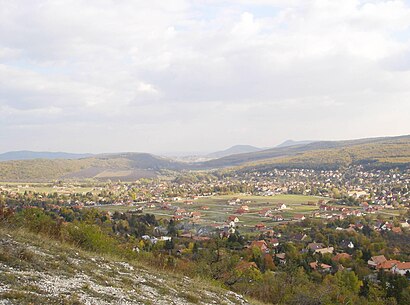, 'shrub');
63,221,119,254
